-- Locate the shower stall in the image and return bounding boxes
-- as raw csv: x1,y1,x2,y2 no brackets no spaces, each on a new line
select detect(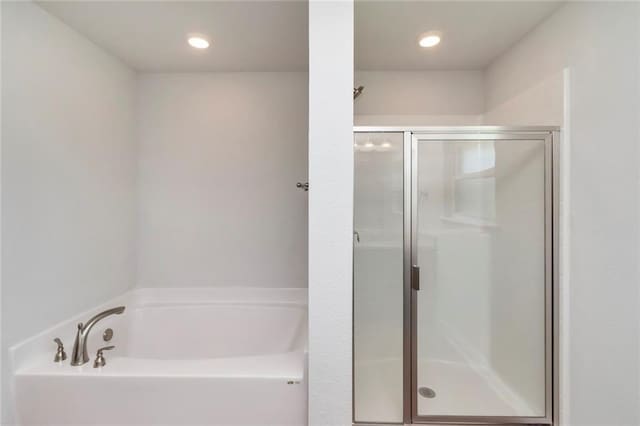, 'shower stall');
353,127,559,425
